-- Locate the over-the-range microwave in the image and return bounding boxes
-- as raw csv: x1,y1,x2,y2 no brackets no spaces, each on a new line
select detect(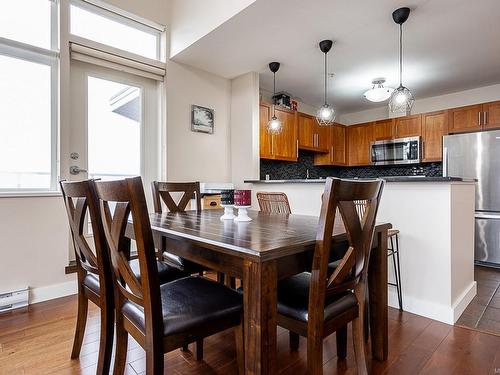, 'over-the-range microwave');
370,136,421,165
